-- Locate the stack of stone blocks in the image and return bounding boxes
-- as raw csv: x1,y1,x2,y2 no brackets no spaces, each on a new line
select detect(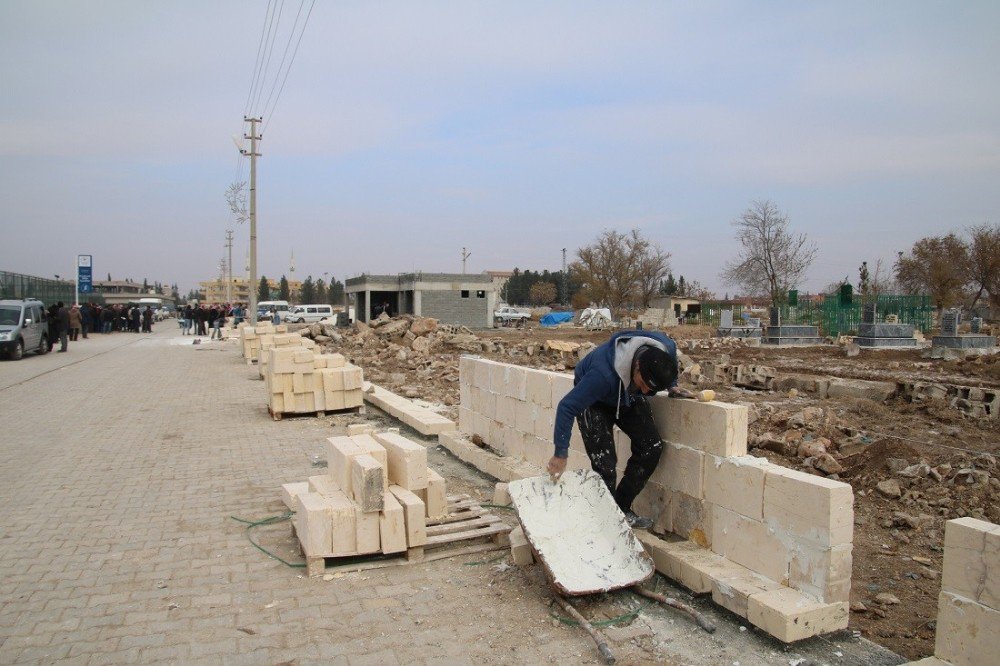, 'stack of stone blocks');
257,332,316,379
283,427,448,564
239,322,290,362
452,356,852,642
263,348,364,414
